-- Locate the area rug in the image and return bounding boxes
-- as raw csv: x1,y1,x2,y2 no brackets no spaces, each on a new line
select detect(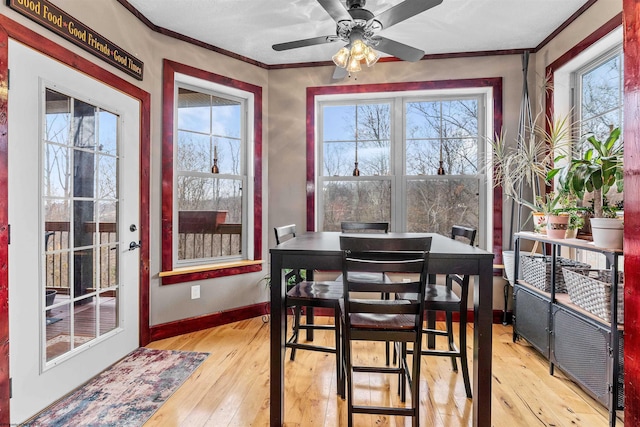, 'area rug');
23,347,209,427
